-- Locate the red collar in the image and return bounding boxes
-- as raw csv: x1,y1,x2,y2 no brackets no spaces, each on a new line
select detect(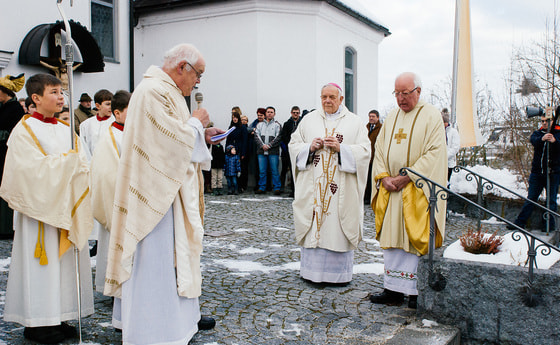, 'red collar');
112,122,124,131
97,115,112,121
31,112,57,124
